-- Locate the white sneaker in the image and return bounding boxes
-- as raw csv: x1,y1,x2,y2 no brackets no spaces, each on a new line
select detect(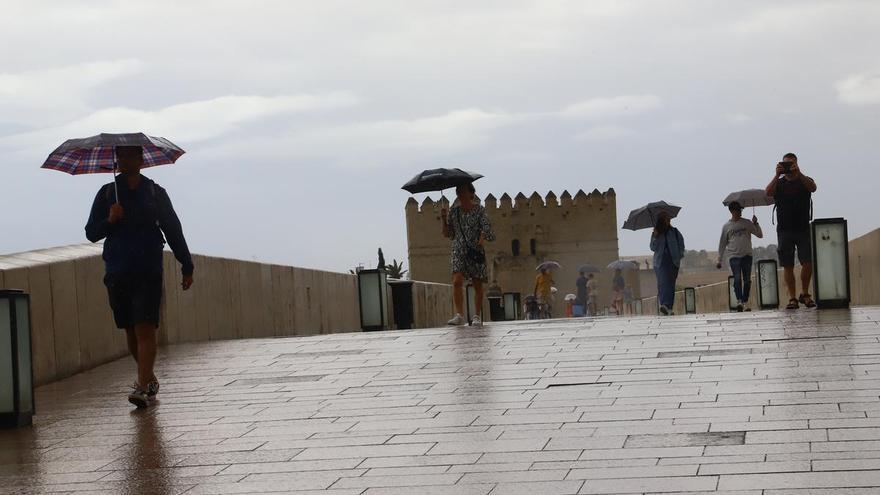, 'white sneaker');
447,313,466,326
471,315,482,328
